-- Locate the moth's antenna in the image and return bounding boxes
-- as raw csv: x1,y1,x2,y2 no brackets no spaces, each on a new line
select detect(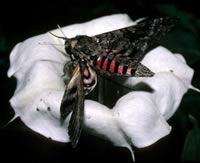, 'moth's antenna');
57,24,67,38
49,24,69,40
49,32,67,40
39,42,65,46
